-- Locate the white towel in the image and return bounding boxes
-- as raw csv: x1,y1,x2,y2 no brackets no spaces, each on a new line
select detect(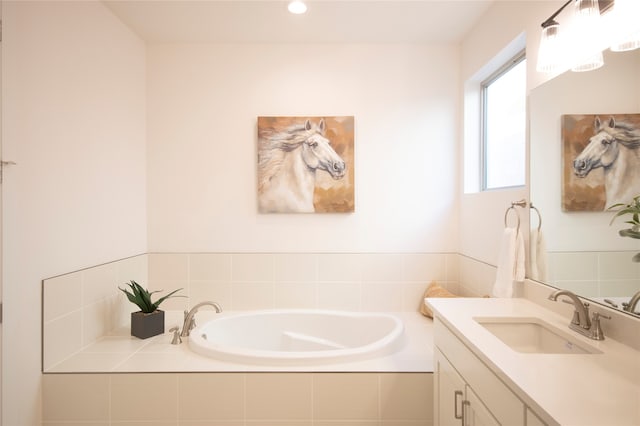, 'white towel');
530,228,548,282
492,227,525,298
